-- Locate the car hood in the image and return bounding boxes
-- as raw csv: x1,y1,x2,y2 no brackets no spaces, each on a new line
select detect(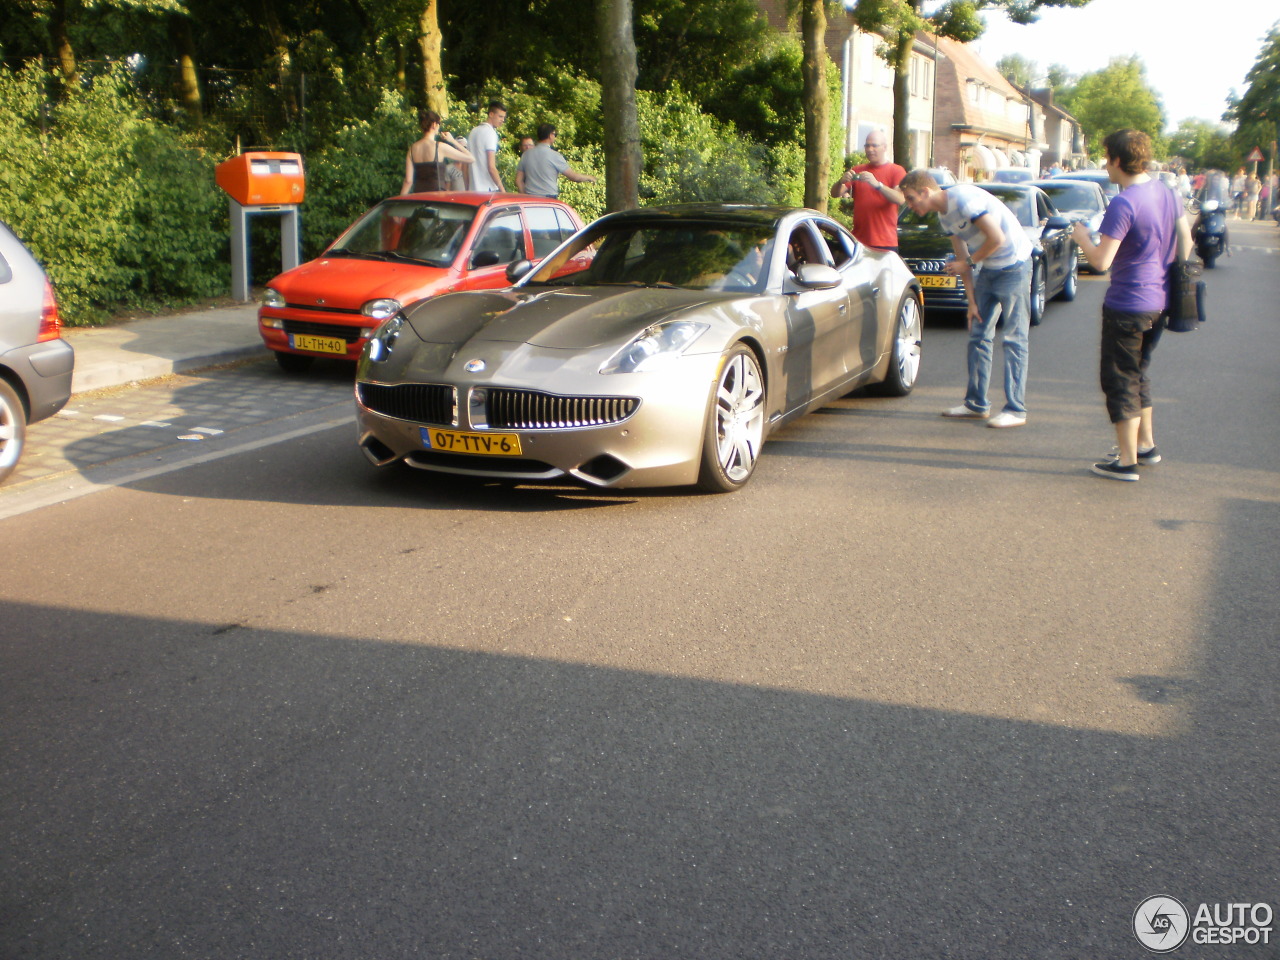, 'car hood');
271,257,450,308
403,285,732,351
